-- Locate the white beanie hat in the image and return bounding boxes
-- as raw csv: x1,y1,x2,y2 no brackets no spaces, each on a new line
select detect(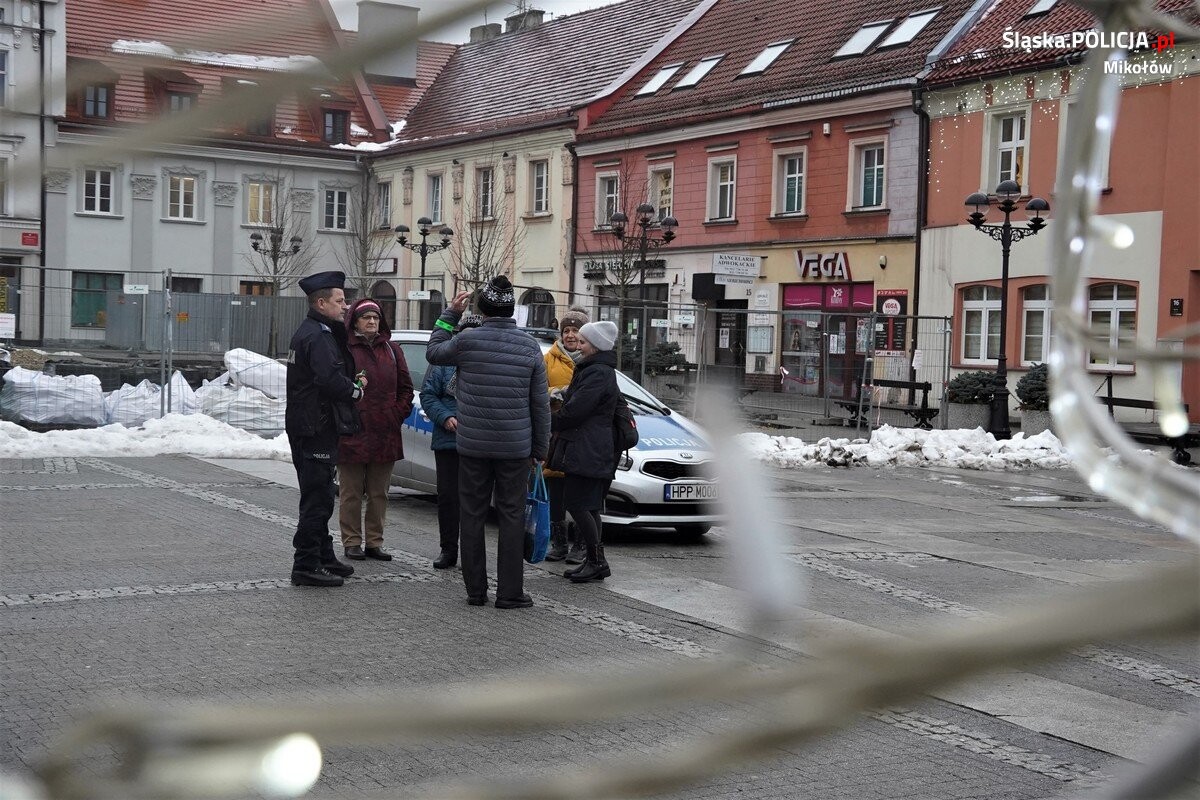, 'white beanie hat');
579,320,618,352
